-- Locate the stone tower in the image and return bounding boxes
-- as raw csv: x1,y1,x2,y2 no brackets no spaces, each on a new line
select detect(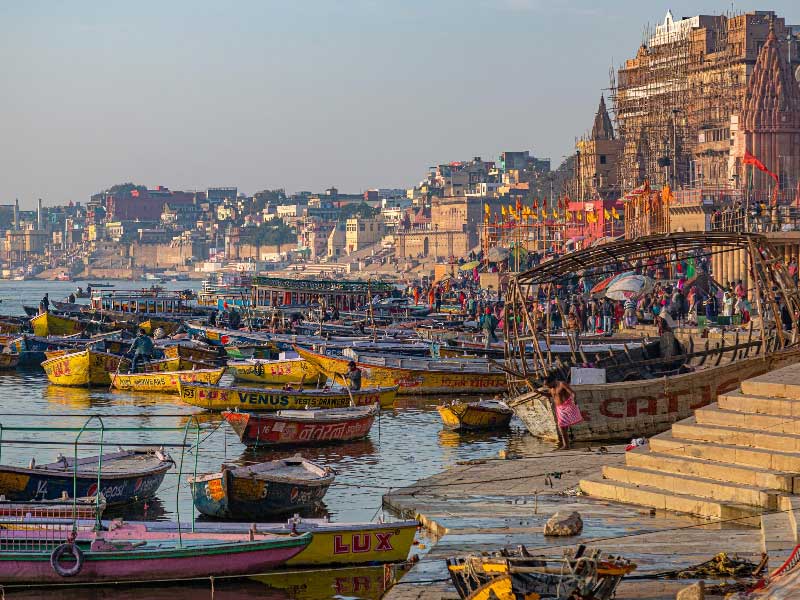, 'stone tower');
576,96,624,200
